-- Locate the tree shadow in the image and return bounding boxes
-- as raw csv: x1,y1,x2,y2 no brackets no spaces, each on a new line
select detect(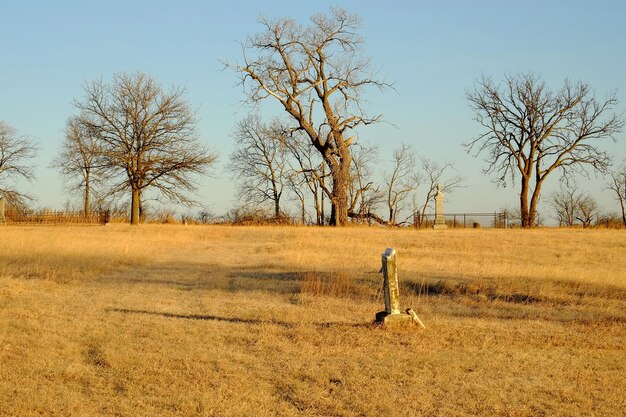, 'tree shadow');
106,307,371,329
